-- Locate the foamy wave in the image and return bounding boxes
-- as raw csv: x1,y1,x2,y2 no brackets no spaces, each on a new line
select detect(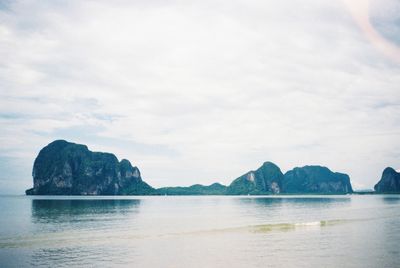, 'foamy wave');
251,219,349,233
